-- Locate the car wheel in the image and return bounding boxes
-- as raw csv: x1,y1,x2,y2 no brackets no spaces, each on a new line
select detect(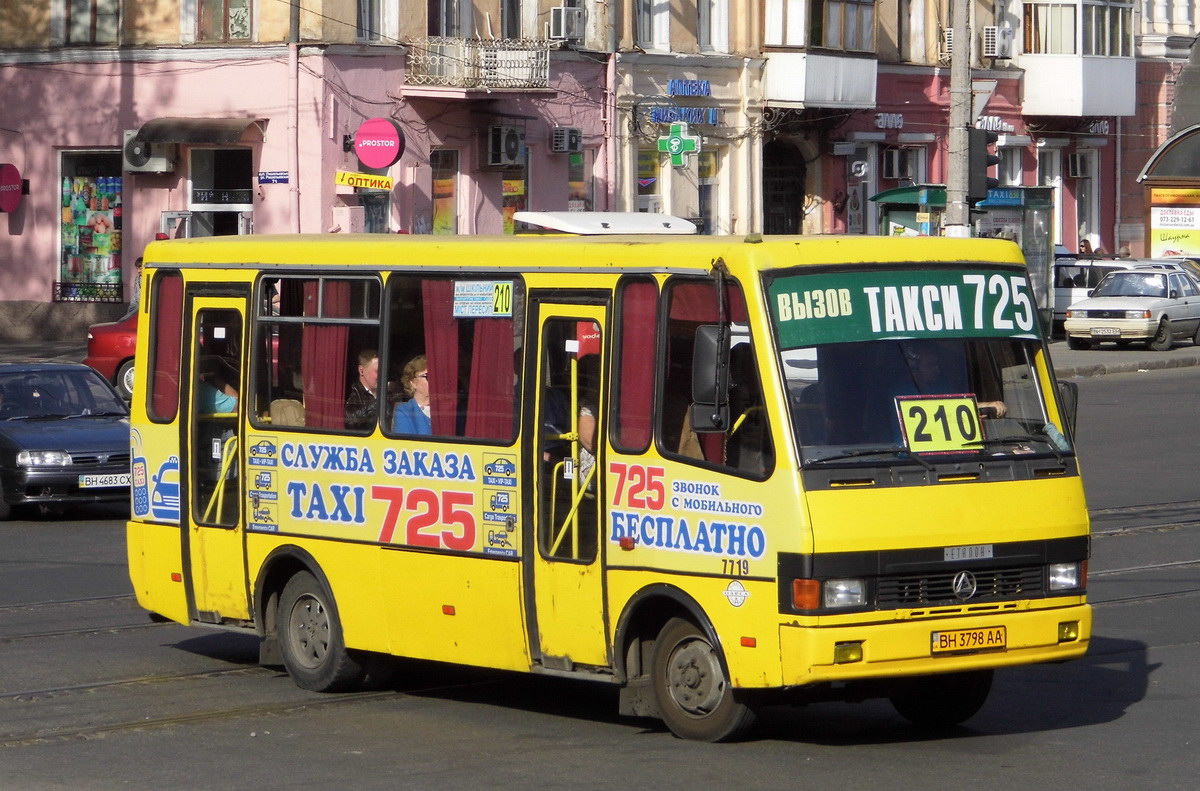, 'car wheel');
0,494,10,521
1149,318,1173,351
1066,336,1091,351
116,360,135,400
1192,321,1200,346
